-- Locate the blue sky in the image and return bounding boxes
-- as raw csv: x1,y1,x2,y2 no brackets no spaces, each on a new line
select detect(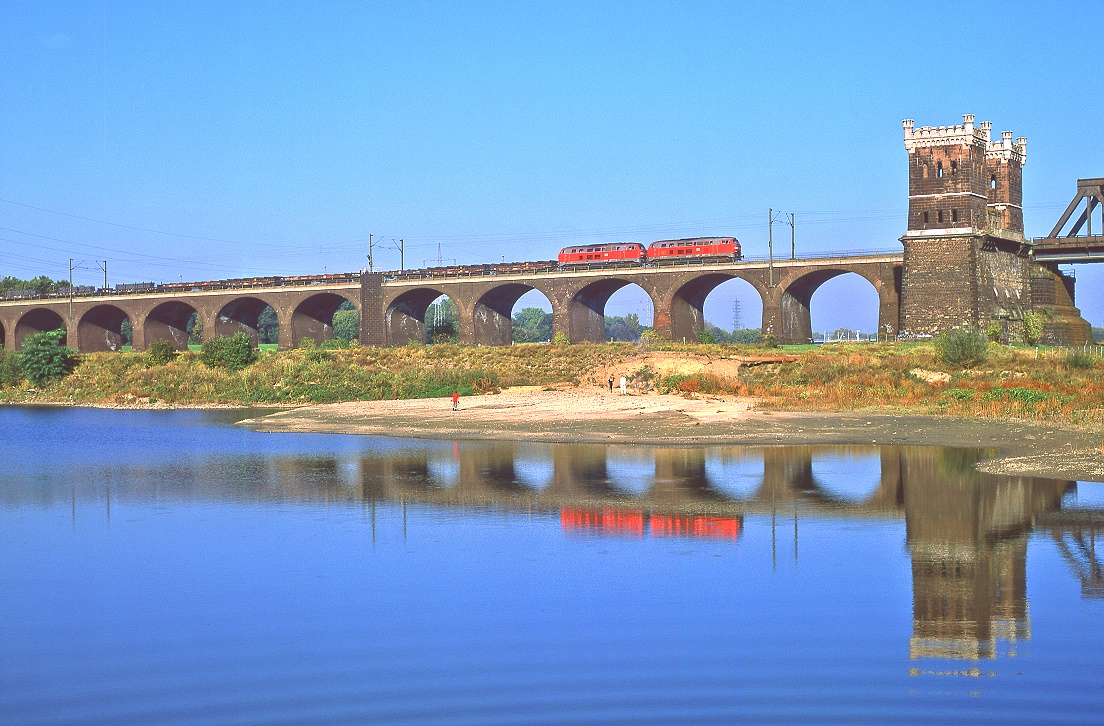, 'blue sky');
2,1,1102,332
